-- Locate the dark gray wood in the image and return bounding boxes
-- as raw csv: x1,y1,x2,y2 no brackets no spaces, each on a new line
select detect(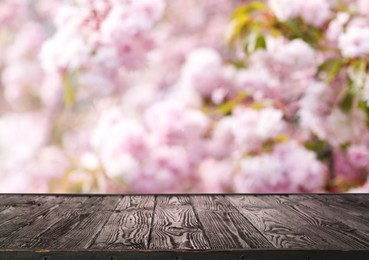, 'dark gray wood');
311,195,369,222
226,195,337,249
296,196,369,237
2,196,86,248
90,195,155,249
191,195,272,249
260,195,369,249
0,195,68,245
31,196,121,249
149,195,210,249
0,194,369,259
